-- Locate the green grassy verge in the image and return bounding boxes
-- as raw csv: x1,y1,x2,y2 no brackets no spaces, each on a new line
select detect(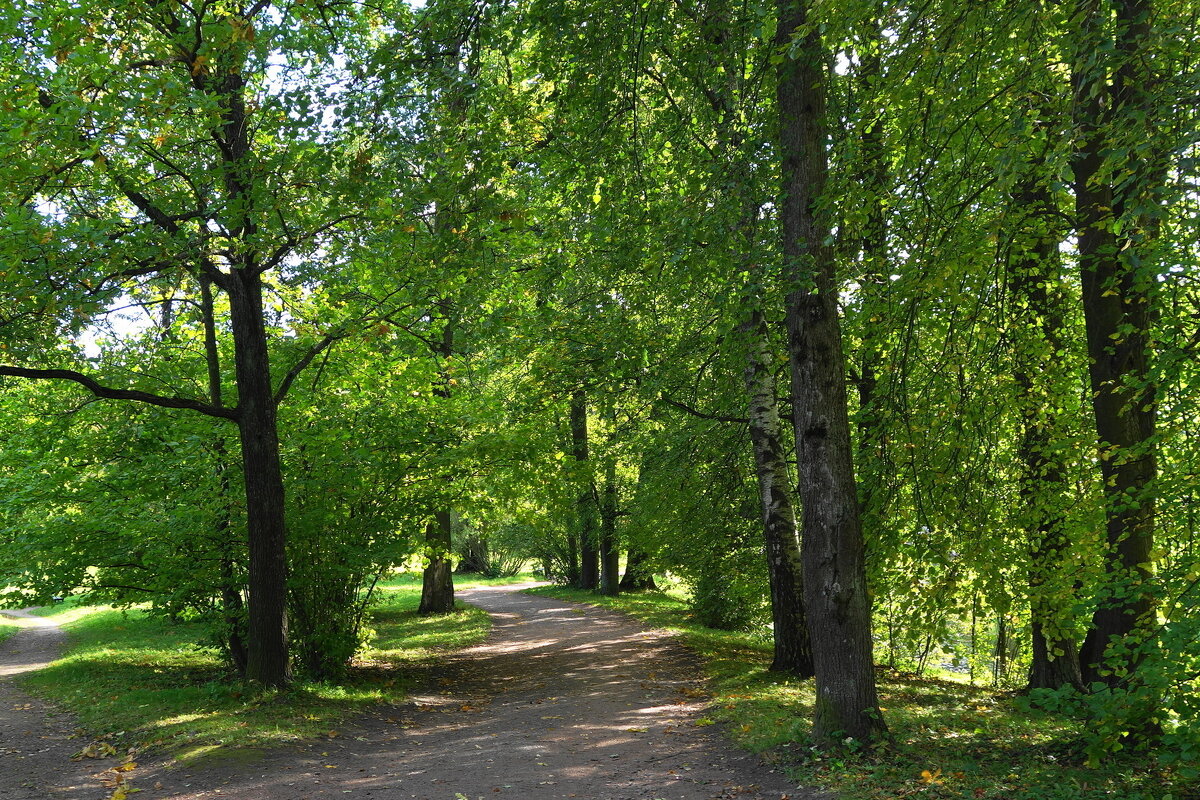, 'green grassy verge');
527,585,1190,800
18,573,495,761
0,622,19,644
